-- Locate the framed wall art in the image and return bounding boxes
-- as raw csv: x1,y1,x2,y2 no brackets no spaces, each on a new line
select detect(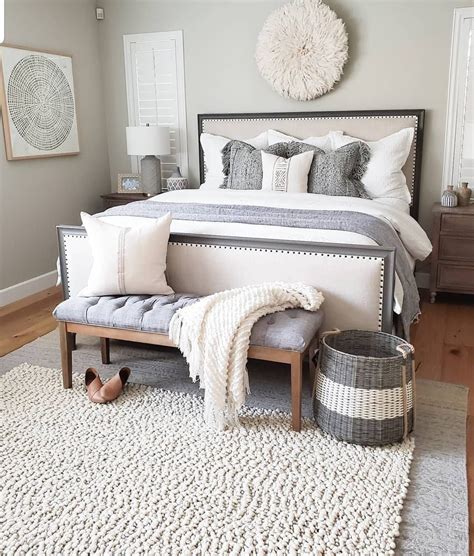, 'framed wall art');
0,45,80,160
